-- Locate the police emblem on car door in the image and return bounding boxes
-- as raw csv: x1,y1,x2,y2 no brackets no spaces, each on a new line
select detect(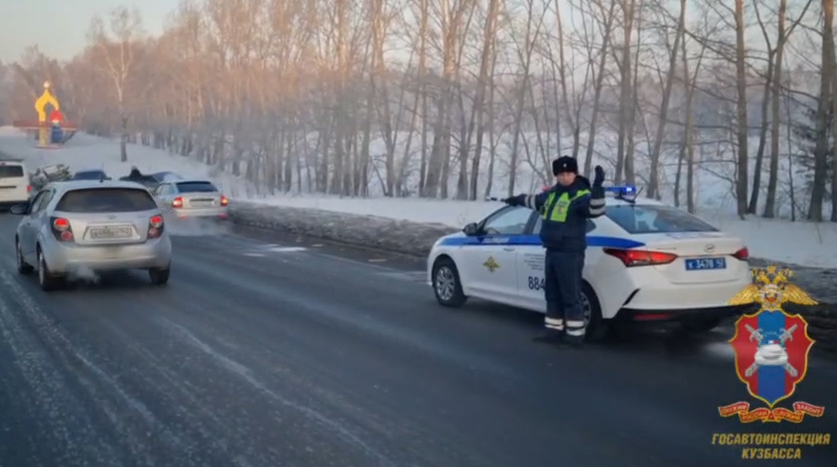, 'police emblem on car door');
463,207,530,301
